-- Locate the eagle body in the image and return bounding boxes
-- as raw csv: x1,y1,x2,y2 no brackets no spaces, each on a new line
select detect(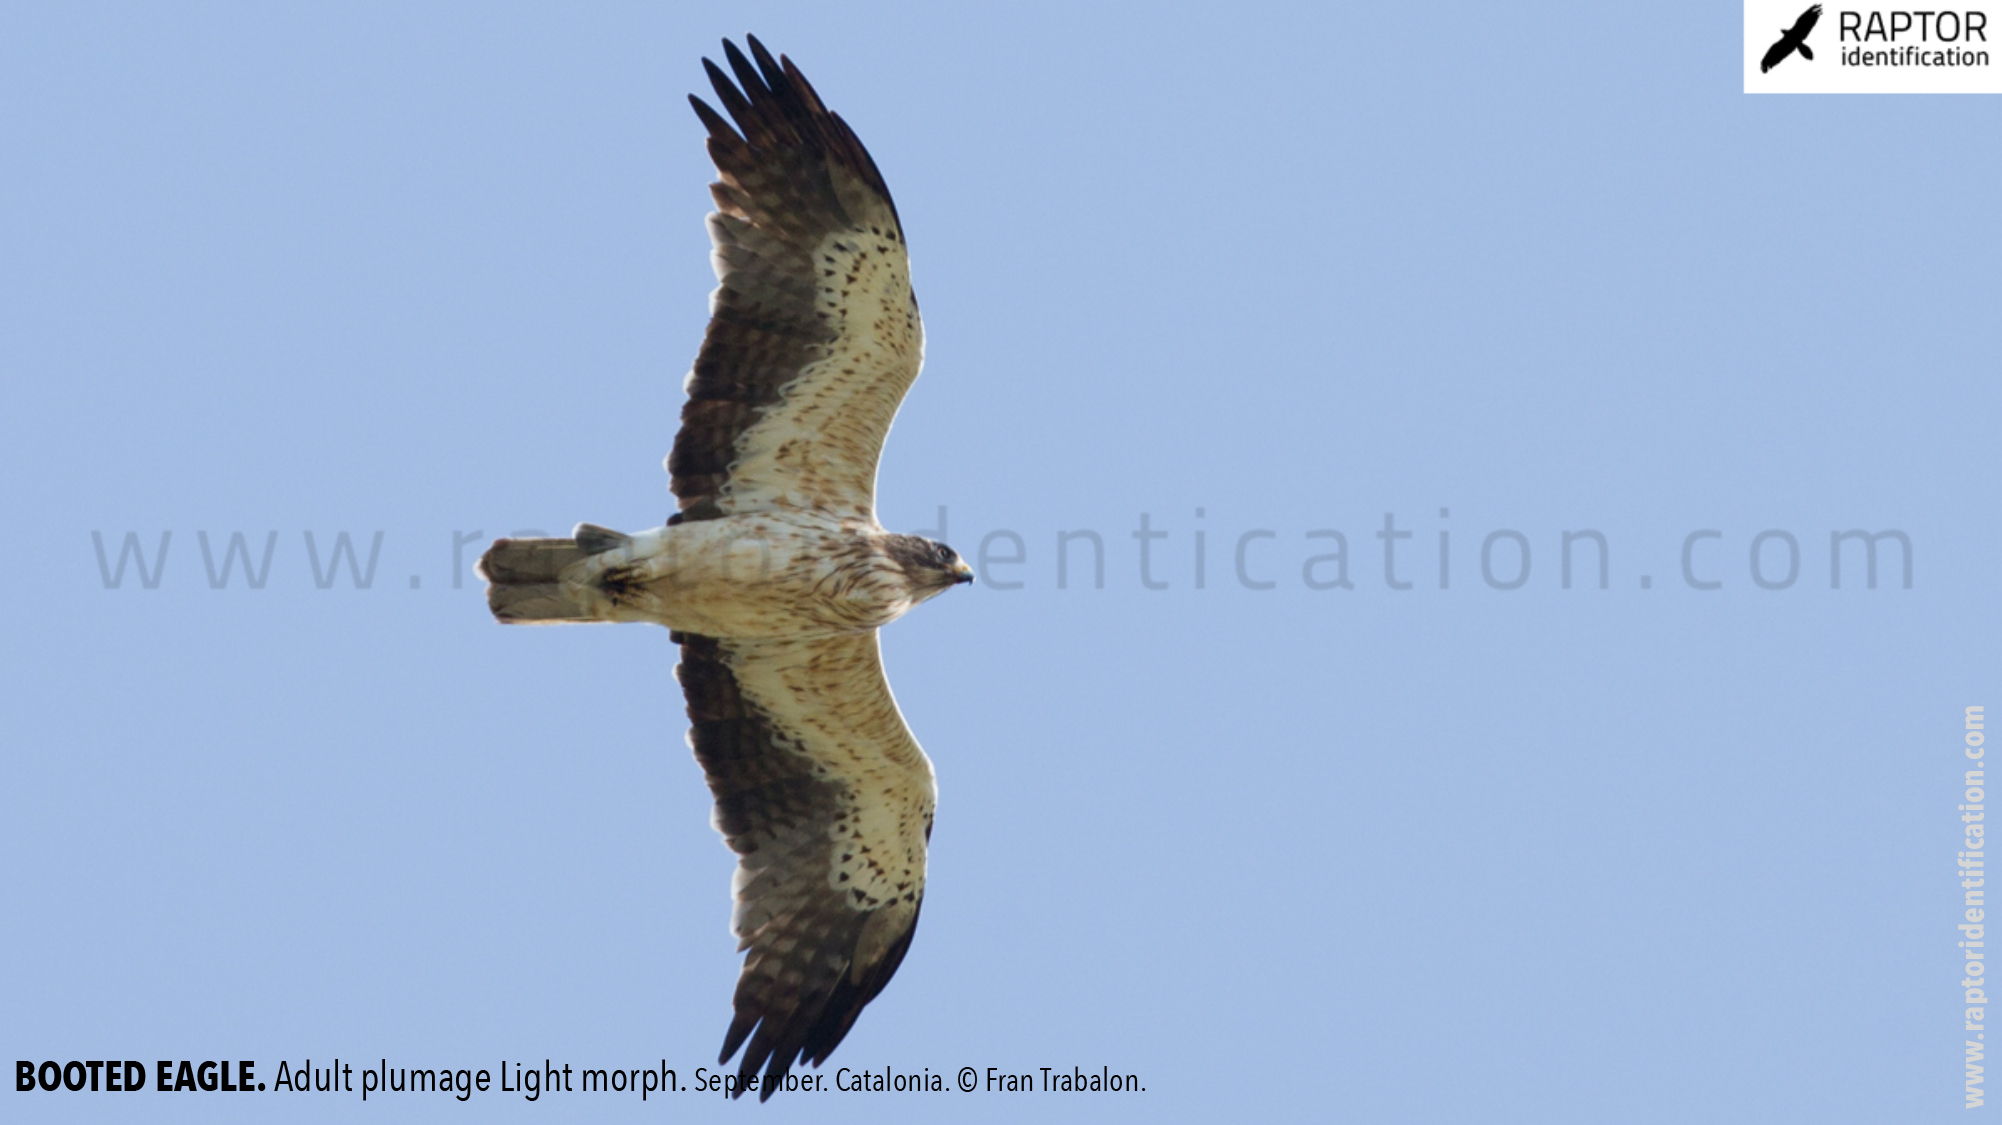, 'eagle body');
502,515,962,638
476,36,971,1102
